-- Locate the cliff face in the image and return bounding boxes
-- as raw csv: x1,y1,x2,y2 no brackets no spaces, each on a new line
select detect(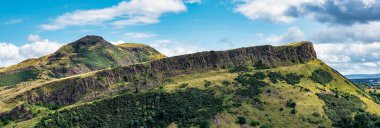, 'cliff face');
18,41,317,106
